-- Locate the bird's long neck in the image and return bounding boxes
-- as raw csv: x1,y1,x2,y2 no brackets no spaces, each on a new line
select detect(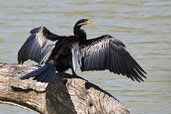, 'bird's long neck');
74,25,87,41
